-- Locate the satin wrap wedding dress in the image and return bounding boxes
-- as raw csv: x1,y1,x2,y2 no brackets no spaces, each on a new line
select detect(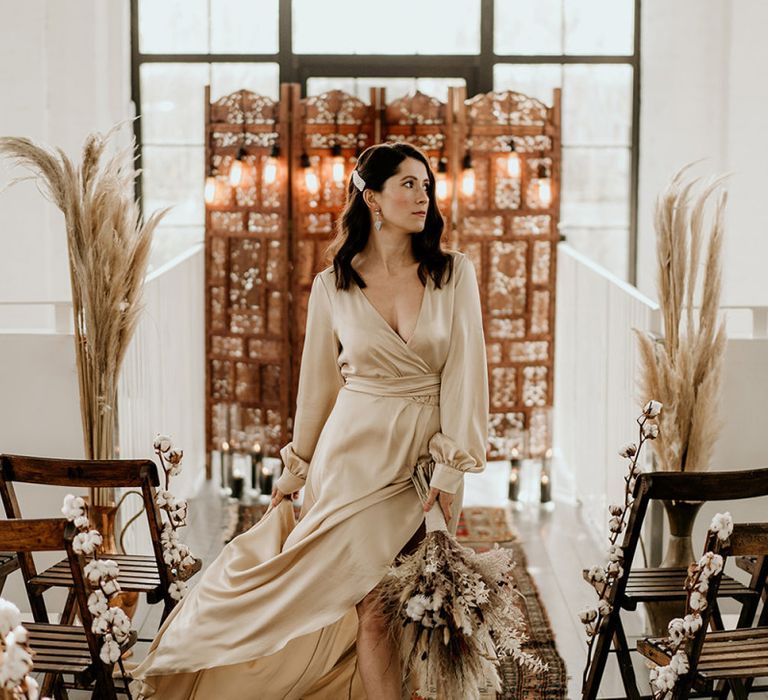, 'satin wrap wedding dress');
130,251,489,699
